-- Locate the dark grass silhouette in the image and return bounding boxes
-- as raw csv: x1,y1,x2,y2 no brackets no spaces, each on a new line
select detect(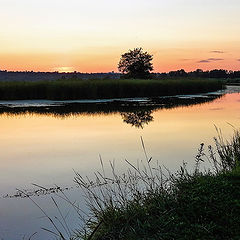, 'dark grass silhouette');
19,128,240,240
0,78,224,100
72,129,240,240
